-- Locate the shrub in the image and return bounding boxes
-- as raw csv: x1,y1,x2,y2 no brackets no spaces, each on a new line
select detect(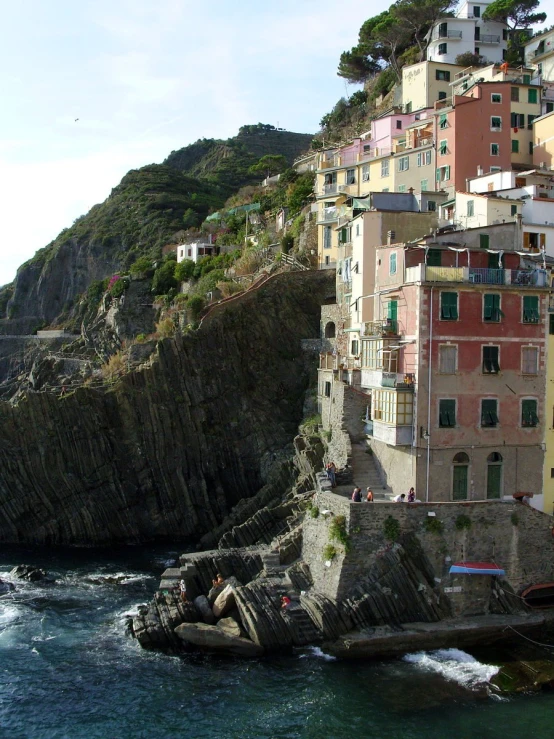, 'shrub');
135,333,147,343
309,505,320,519
187,295,205,321
281,233,294,254
101,351,126,379
174,259,195,281
217,281,244,299
109,276,128,299
130,256,154,277
152,260,178,295
155,317,176,339
455,514,472,531
322,544,337,561
329,515,350,553
425,517,444,534
383,515,400,542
